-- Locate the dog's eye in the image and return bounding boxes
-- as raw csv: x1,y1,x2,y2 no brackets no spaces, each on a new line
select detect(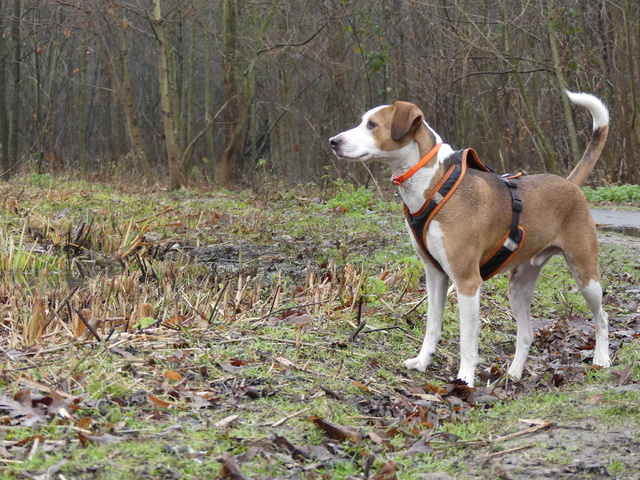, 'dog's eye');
367,120,378,130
